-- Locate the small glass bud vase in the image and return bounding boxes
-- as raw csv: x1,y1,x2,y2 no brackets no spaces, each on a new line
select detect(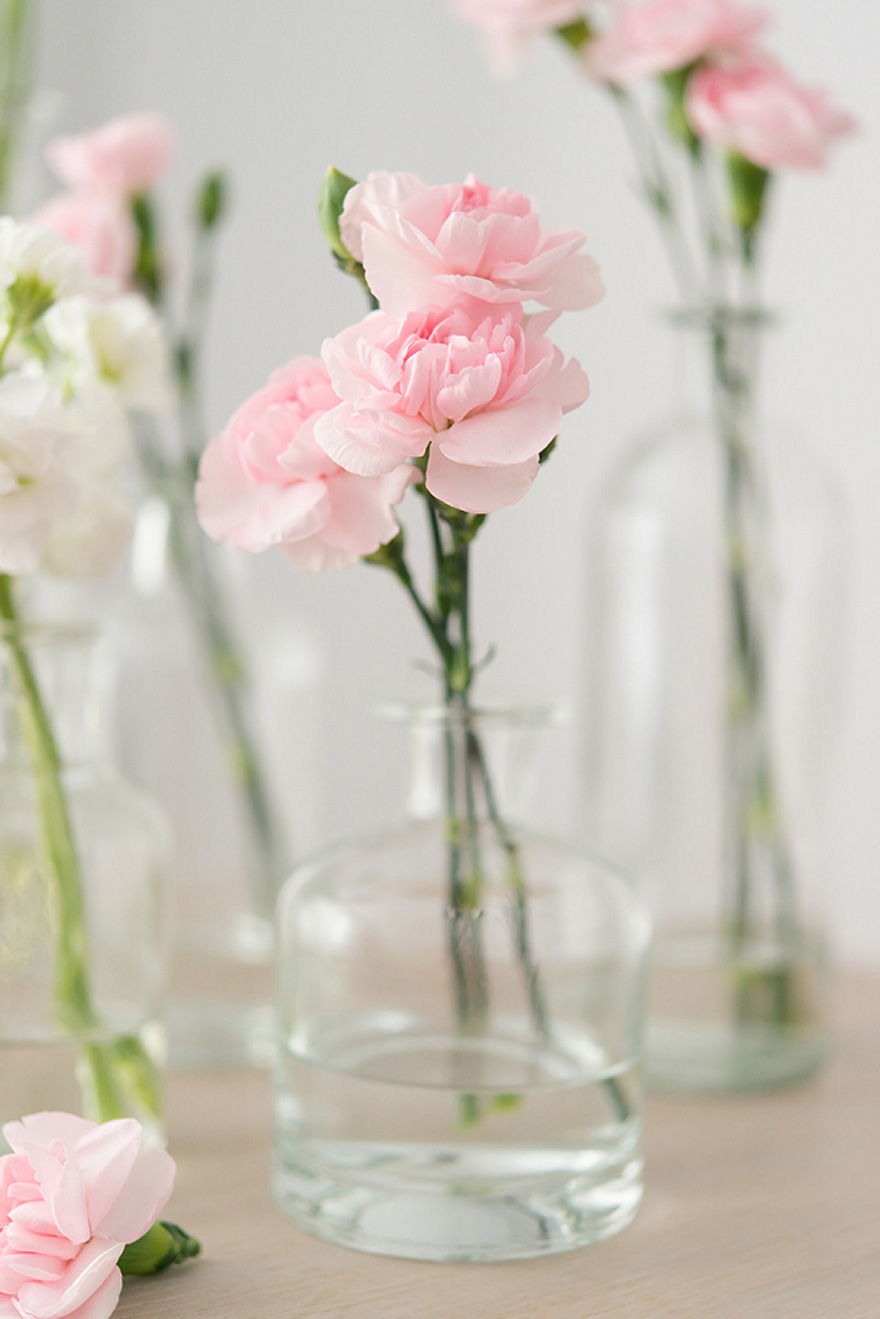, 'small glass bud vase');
0,621,168,1137
274,703,649,1263
585,308,846,1092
